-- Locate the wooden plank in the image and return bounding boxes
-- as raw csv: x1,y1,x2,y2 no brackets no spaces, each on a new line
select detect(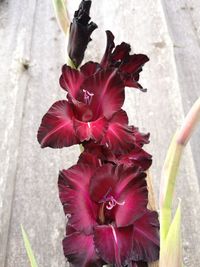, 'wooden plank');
0,0,37,266
1,0,200,267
